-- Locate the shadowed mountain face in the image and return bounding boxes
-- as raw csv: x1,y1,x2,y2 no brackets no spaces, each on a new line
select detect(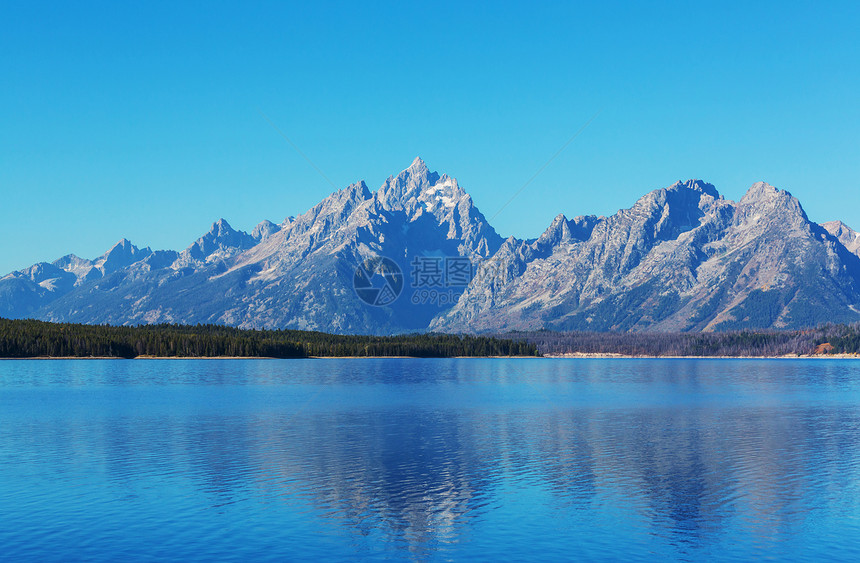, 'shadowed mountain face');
3,160,860,333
